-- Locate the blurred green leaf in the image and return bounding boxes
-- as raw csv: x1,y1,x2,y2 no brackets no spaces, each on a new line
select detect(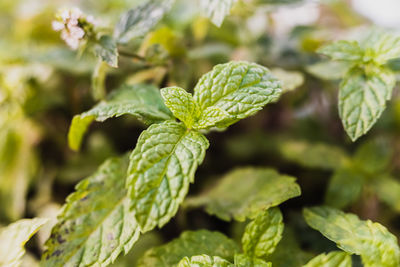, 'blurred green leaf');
303,251,352,267
234,254,271,267
94,35,118,68
178,255,232,267
318,40,363,62
199,0,237,27
372,175,400,212
306,61,349,80
271,68,304,93
91,60,108,101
